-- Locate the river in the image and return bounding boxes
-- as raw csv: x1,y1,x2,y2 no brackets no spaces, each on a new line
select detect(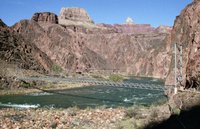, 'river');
0,77,167,109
